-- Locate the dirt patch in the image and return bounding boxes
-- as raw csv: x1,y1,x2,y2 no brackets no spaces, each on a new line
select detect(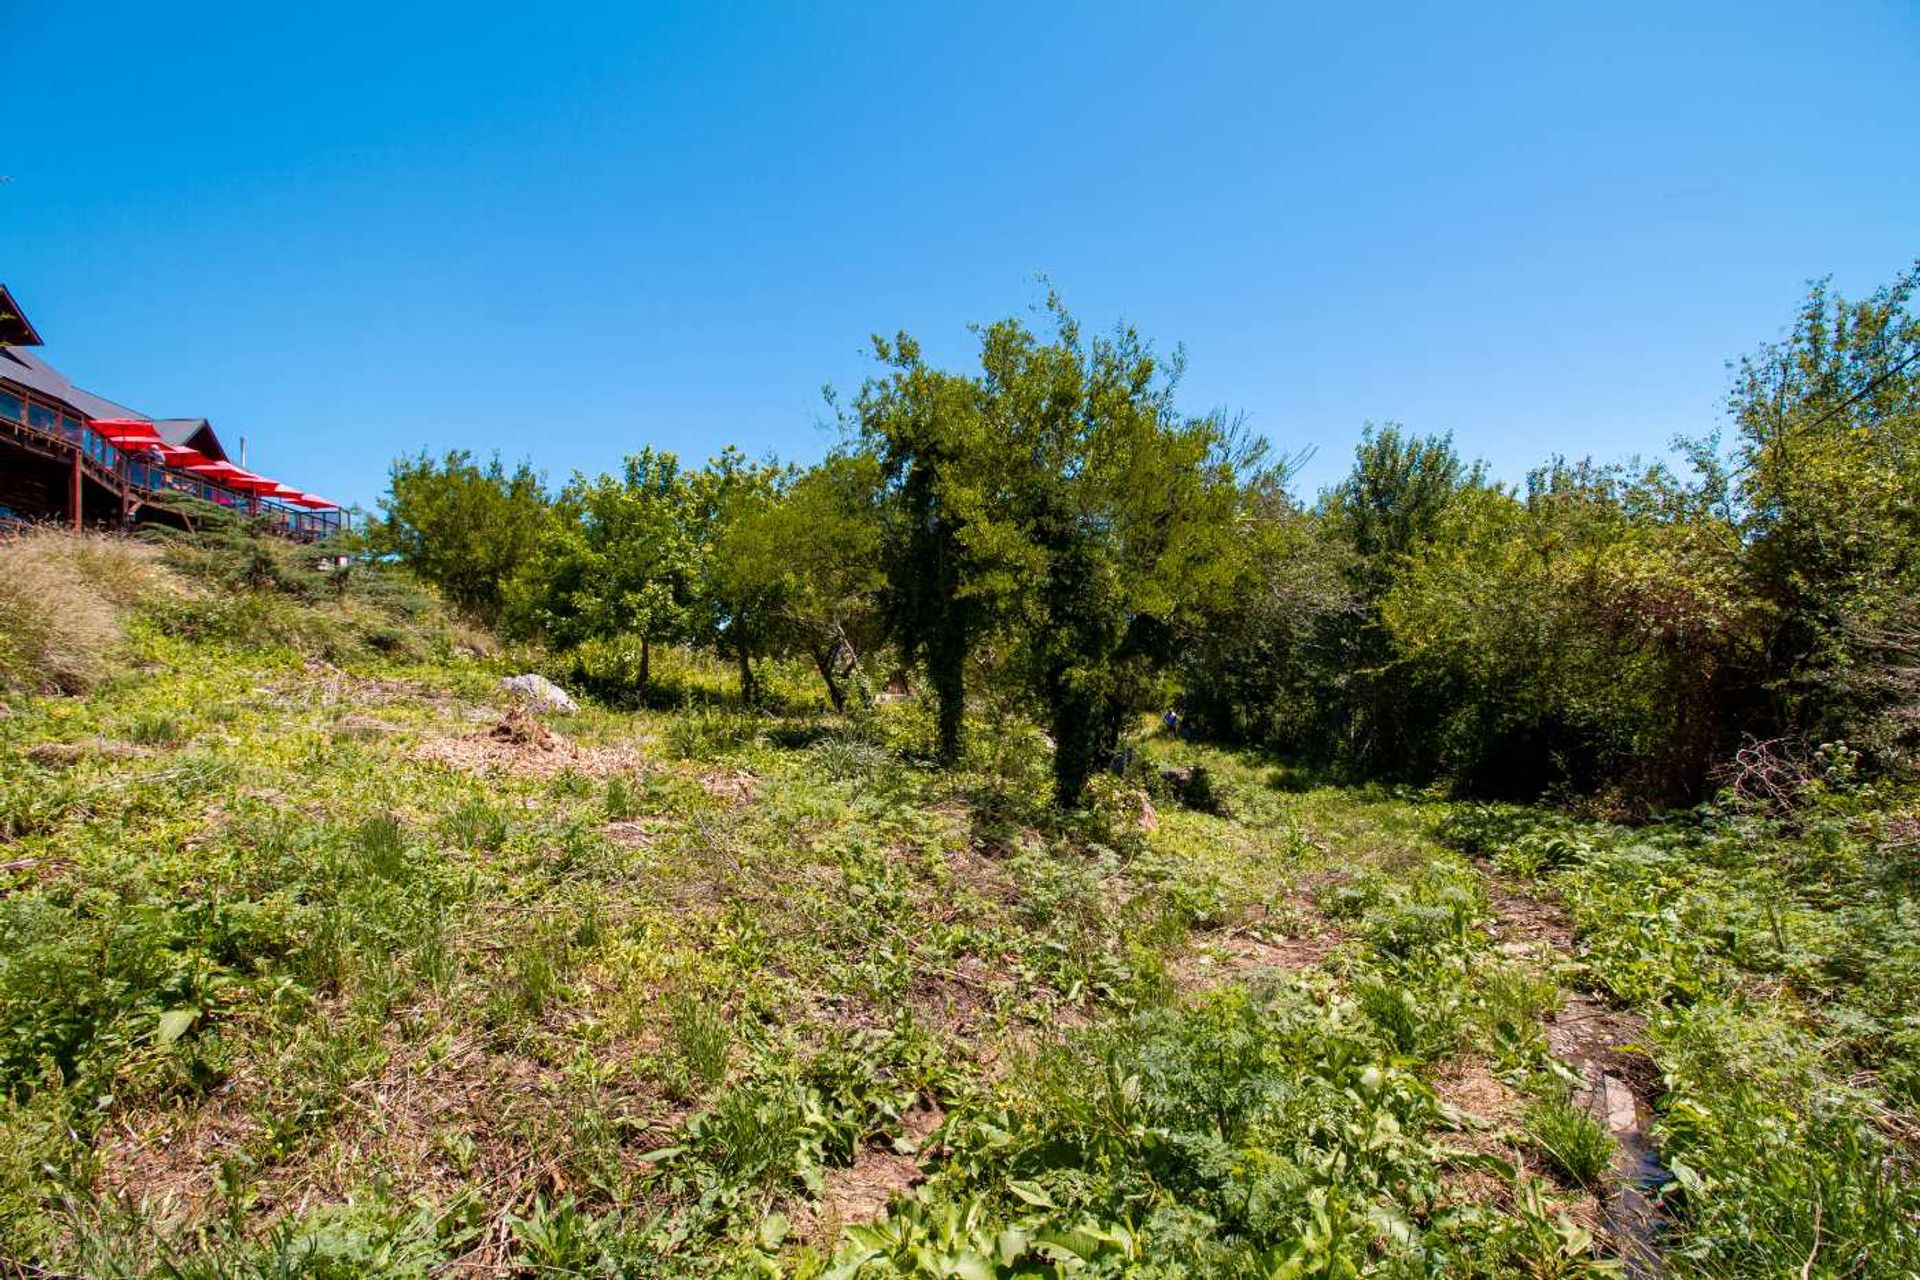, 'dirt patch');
98,1092,261,1223
331,714,403,741
414,710,646,780
603,817,667,850
24,738,151,766
1173,907,1346,993
941,846,1023,906
1431,1059,1608,1237
905,953,1004,1039
793,1103,944,1244
1485,883,1576,953
1435,1057,1525,1128
697,769,758,805
100,1026,672,1248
